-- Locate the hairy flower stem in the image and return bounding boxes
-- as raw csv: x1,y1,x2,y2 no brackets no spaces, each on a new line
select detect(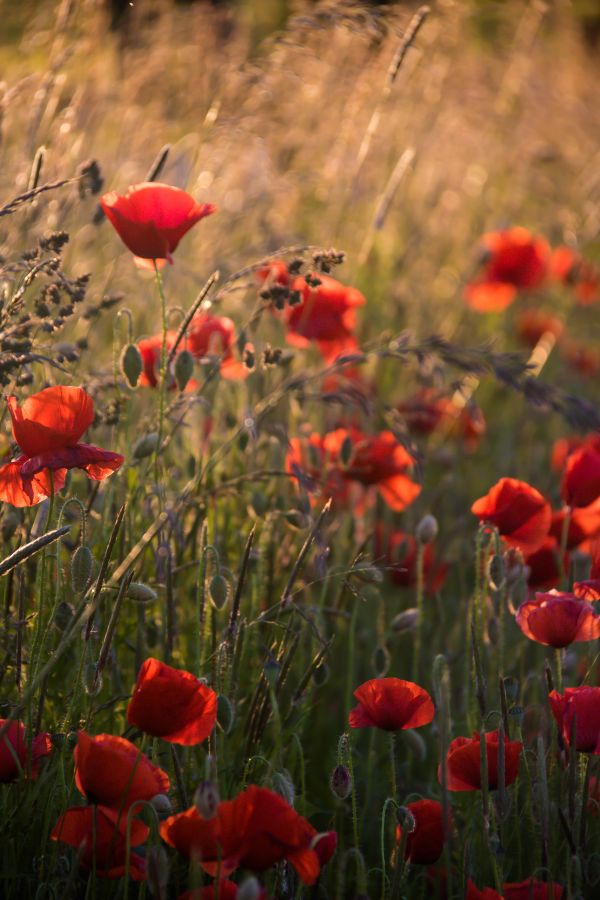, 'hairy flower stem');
153,261,169,485
411,541,425,682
